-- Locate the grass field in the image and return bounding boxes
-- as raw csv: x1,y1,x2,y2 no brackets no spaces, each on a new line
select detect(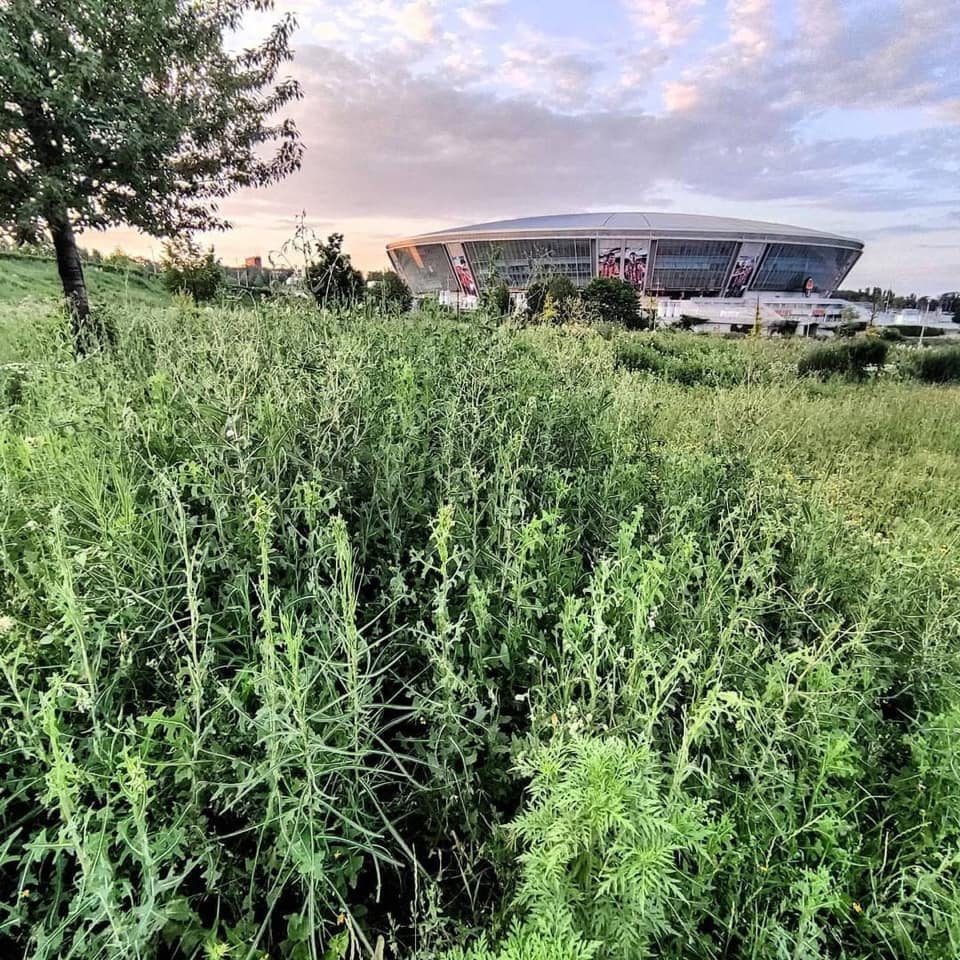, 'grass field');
0,253,169,308
2,300,960,960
